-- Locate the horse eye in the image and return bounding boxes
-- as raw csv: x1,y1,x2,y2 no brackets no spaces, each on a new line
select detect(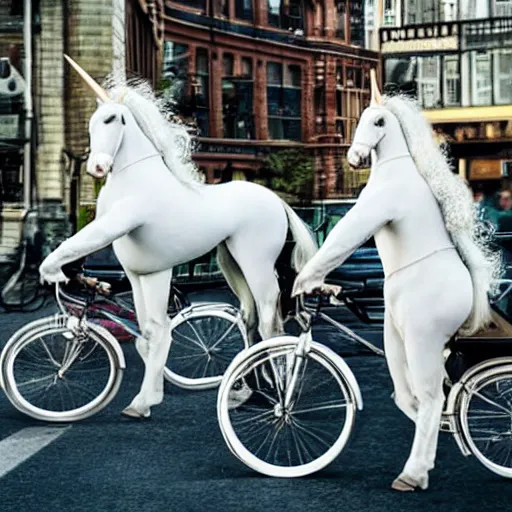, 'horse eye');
104,114,116,124
374,117,385,127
